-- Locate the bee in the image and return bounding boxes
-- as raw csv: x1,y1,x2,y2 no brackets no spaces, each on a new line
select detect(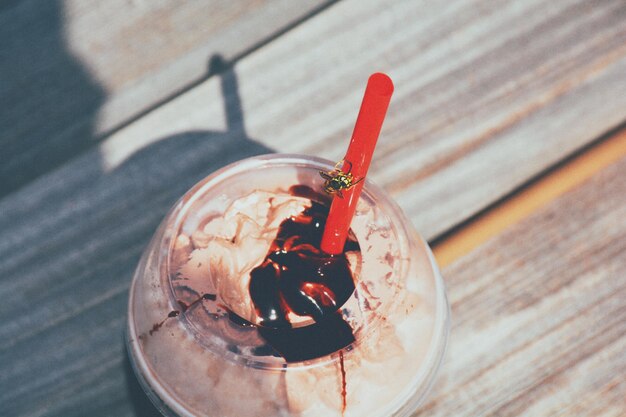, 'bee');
319,160,364,198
